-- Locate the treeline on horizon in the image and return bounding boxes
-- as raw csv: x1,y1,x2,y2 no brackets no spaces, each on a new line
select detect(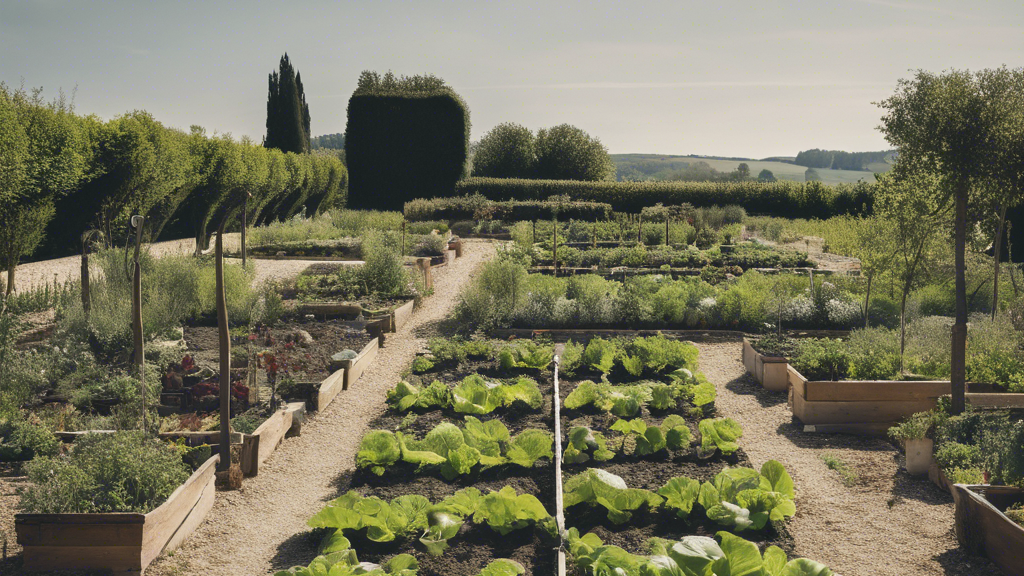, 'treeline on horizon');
793,148,893,171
